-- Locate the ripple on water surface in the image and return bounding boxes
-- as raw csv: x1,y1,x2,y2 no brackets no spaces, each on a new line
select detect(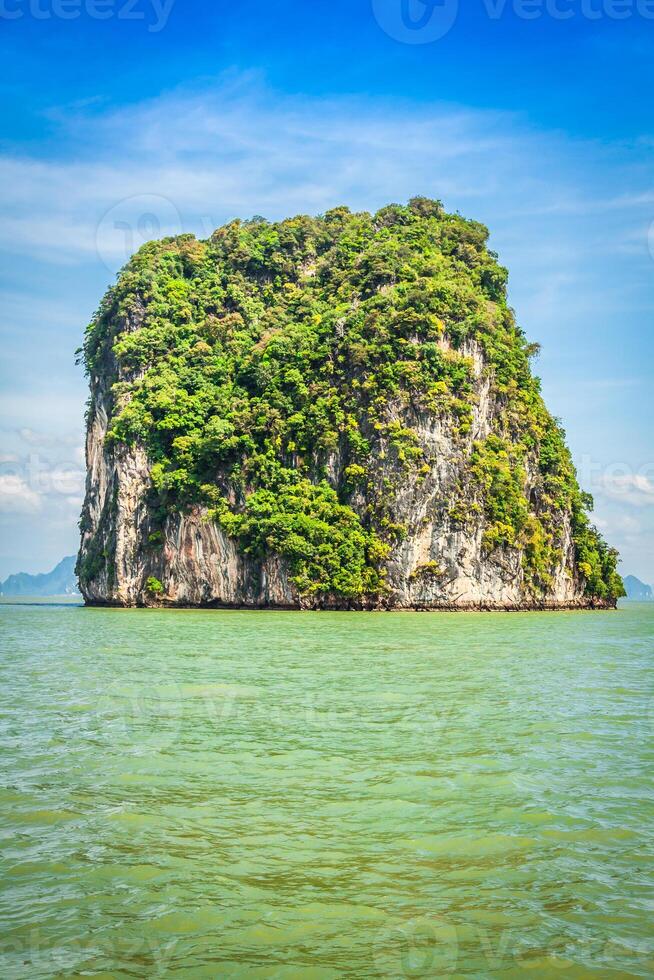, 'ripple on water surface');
0,602,653,977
